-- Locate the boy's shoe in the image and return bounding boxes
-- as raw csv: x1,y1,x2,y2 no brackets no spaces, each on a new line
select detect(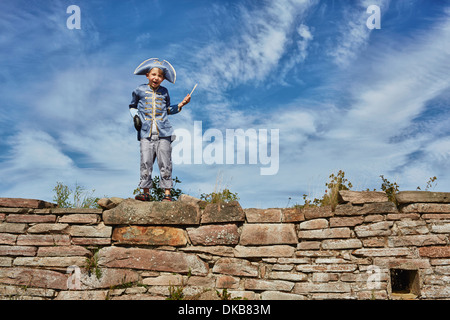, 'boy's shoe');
162,195,173,202
135,193,153,201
